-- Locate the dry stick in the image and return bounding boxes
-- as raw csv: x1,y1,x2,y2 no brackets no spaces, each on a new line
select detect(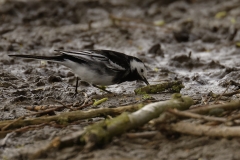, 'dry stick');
26,104,70,116
157,101,240,138
214,84,230,104
227,113,240,121
168,109,226,122
71,102,93,110
53,100,73,110
25,103,76,111
14,123,48,134
53,100,91,111
0,103,144,131
25,105,57,111
28,106,64,116
0,123,49,139
1,117,25,131
222,89,240,97
2,106,63,130
188,100,240,114
165,121,240,138
125,131,158,139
